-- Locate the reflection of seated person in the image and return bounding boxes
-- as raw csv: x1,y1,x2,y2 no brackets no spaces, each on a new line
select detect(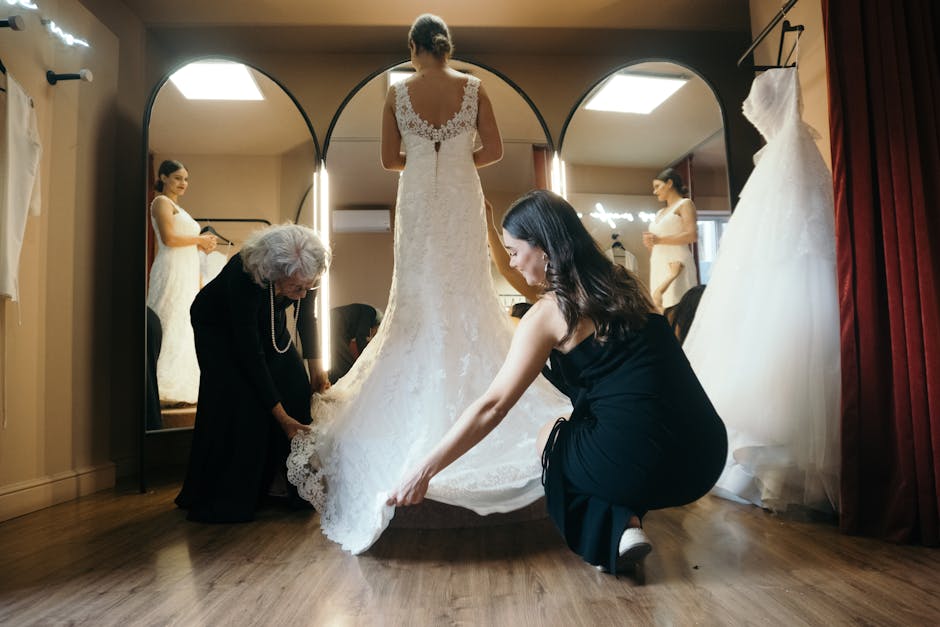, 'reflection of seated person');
509,301,533,326
485,199,541,303
145,306,163,430
666,285,706,345
510,301,532,319
329,303,383,383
